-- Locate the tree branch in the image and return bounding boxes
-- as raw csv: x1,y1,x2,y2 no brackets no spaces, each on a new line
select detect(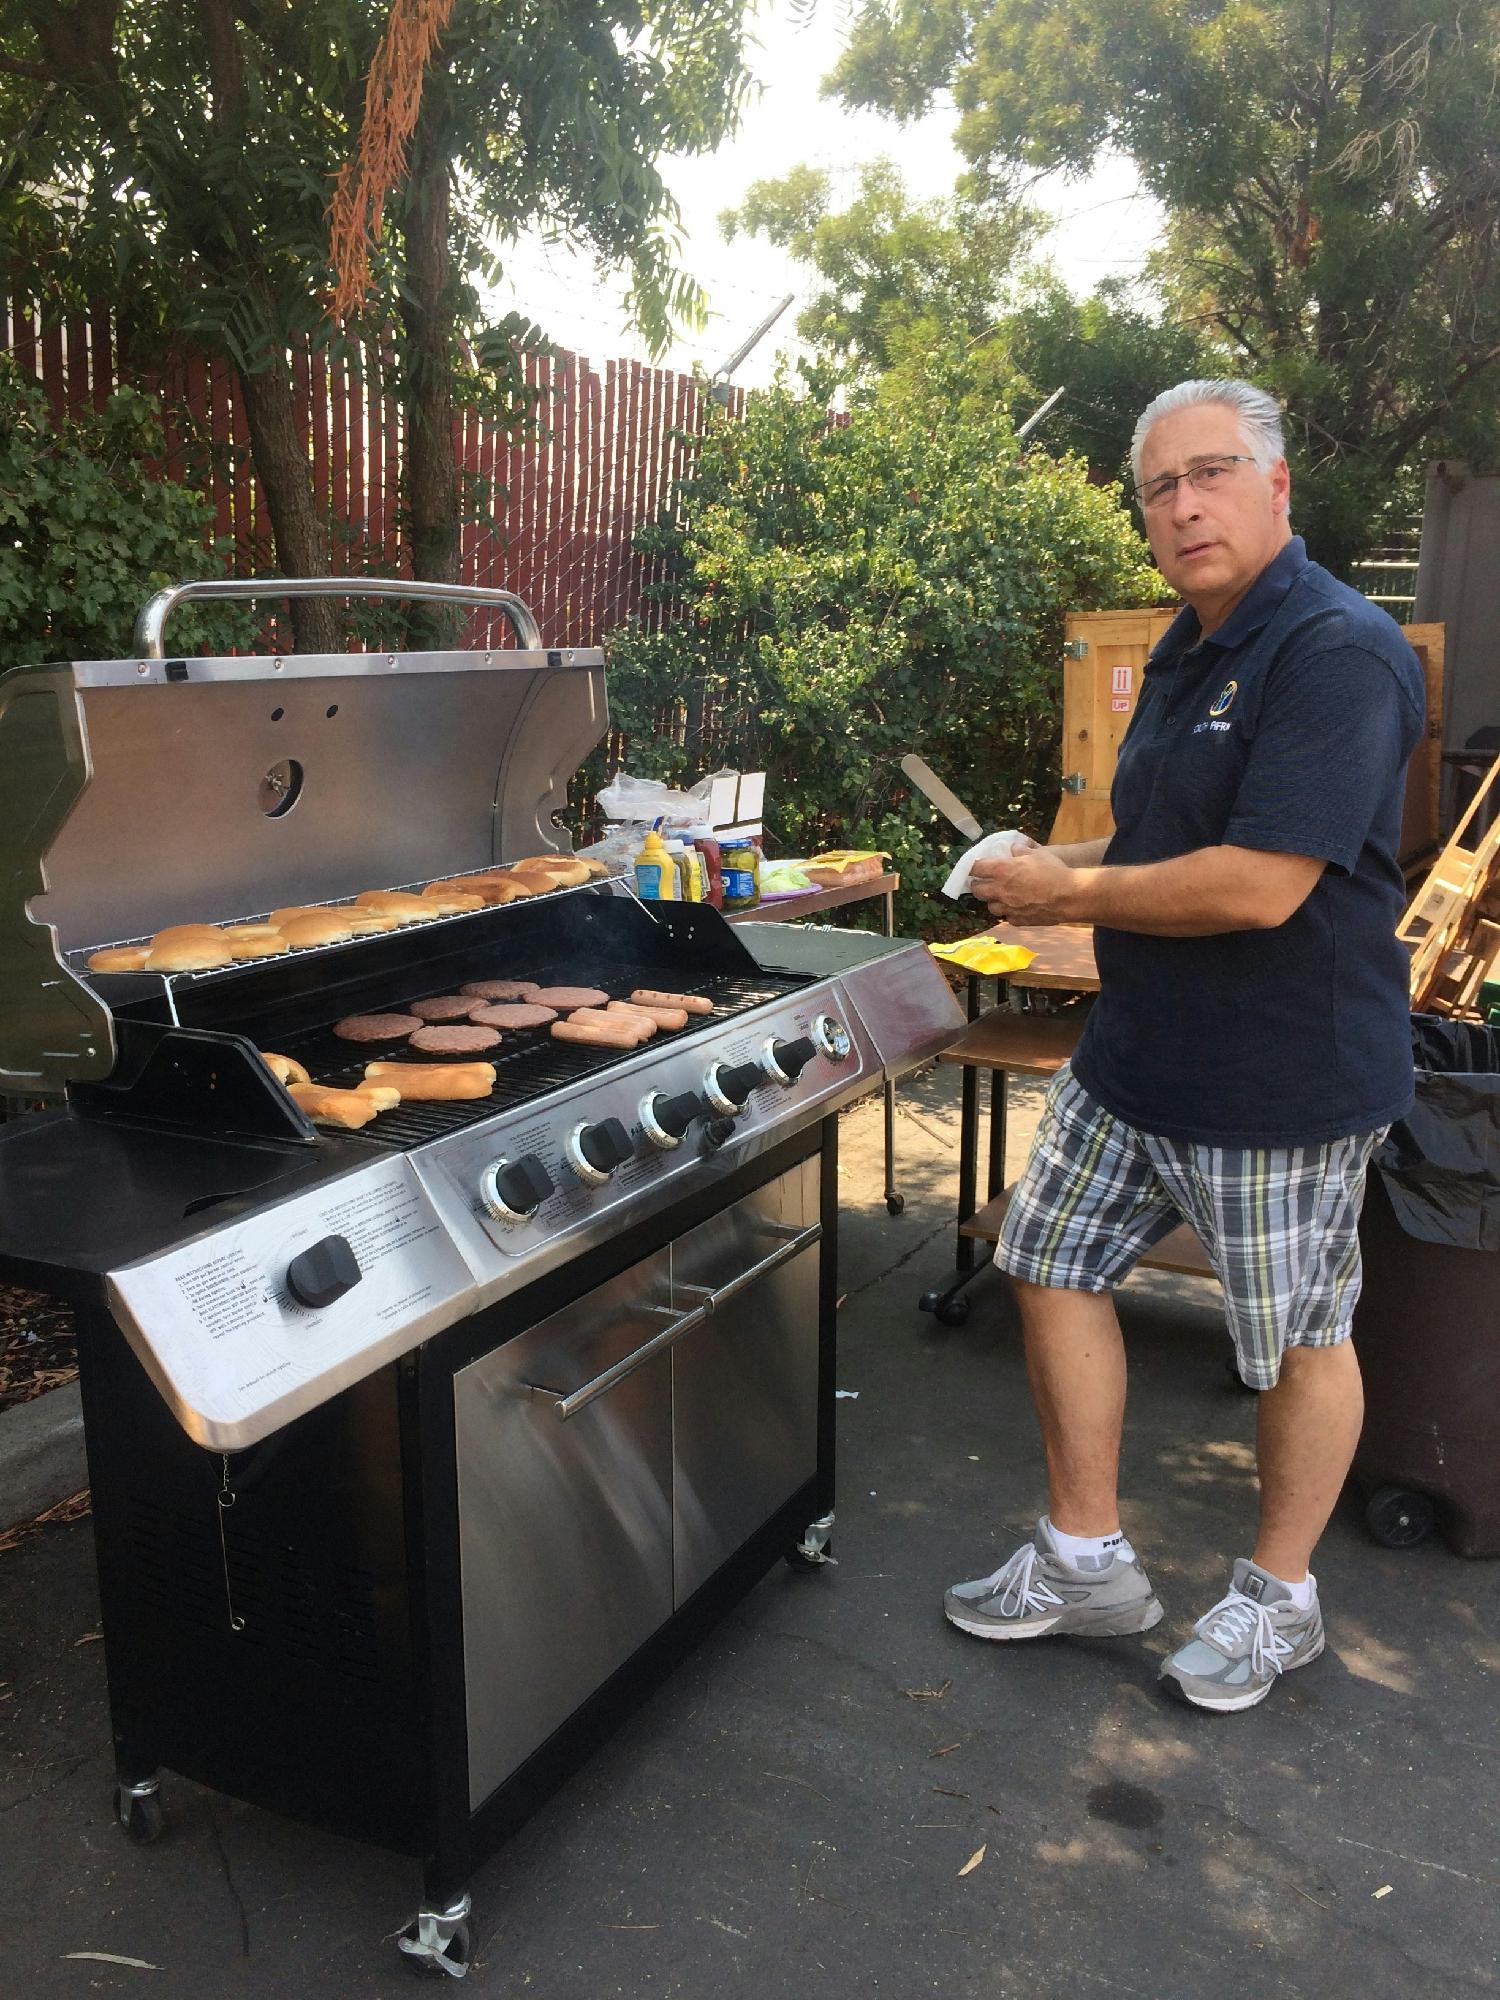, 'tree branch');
1379,344,1500,468
200,0,247,136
